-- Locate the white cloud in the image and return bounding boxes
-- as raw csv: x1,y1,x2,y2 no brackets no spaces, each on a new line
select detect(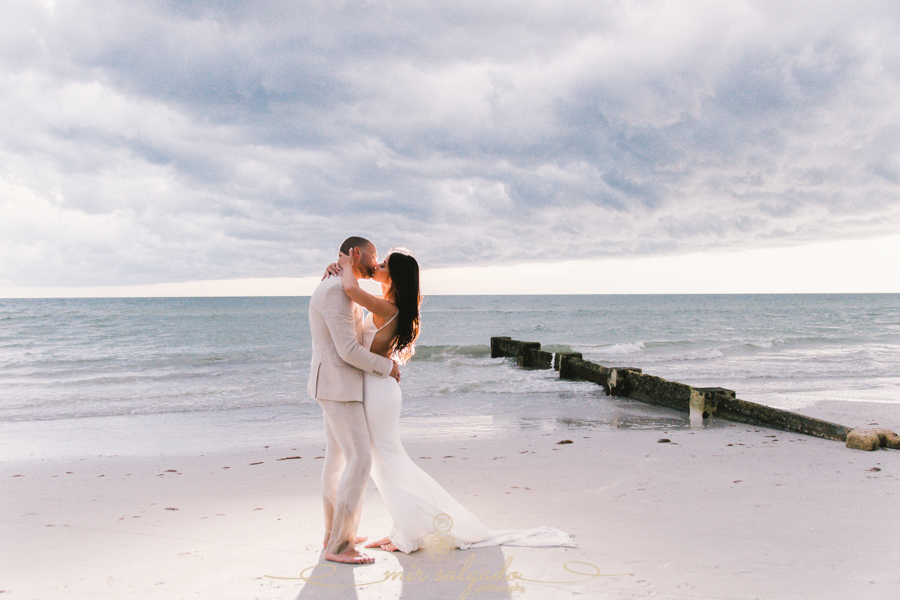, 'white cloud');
1,0,899,291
